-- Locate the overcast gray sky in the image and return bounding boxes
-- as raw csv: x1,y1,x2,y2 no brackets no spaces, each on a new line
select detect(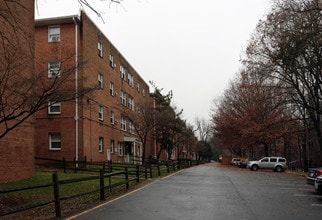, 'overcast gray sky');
36,0,272,125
